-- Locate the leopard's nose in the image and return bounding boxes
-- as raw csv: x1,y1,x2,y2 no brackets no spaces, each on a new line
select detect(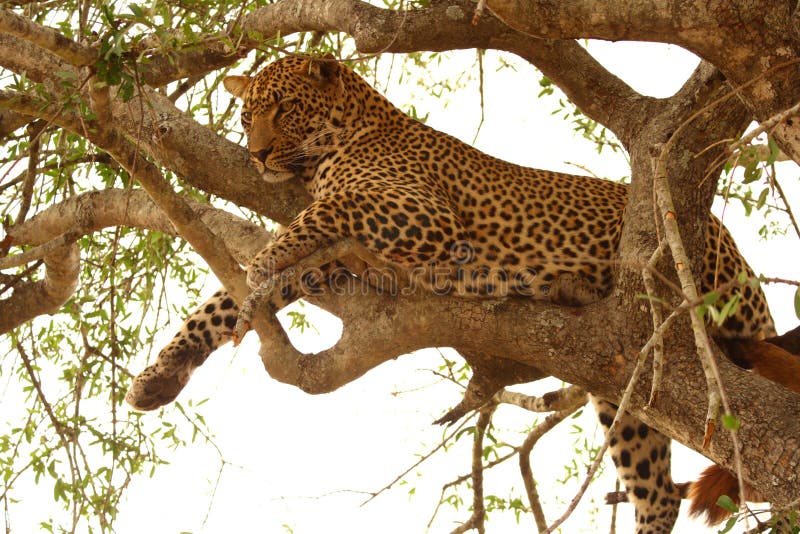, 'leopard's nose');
250,149,271,165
